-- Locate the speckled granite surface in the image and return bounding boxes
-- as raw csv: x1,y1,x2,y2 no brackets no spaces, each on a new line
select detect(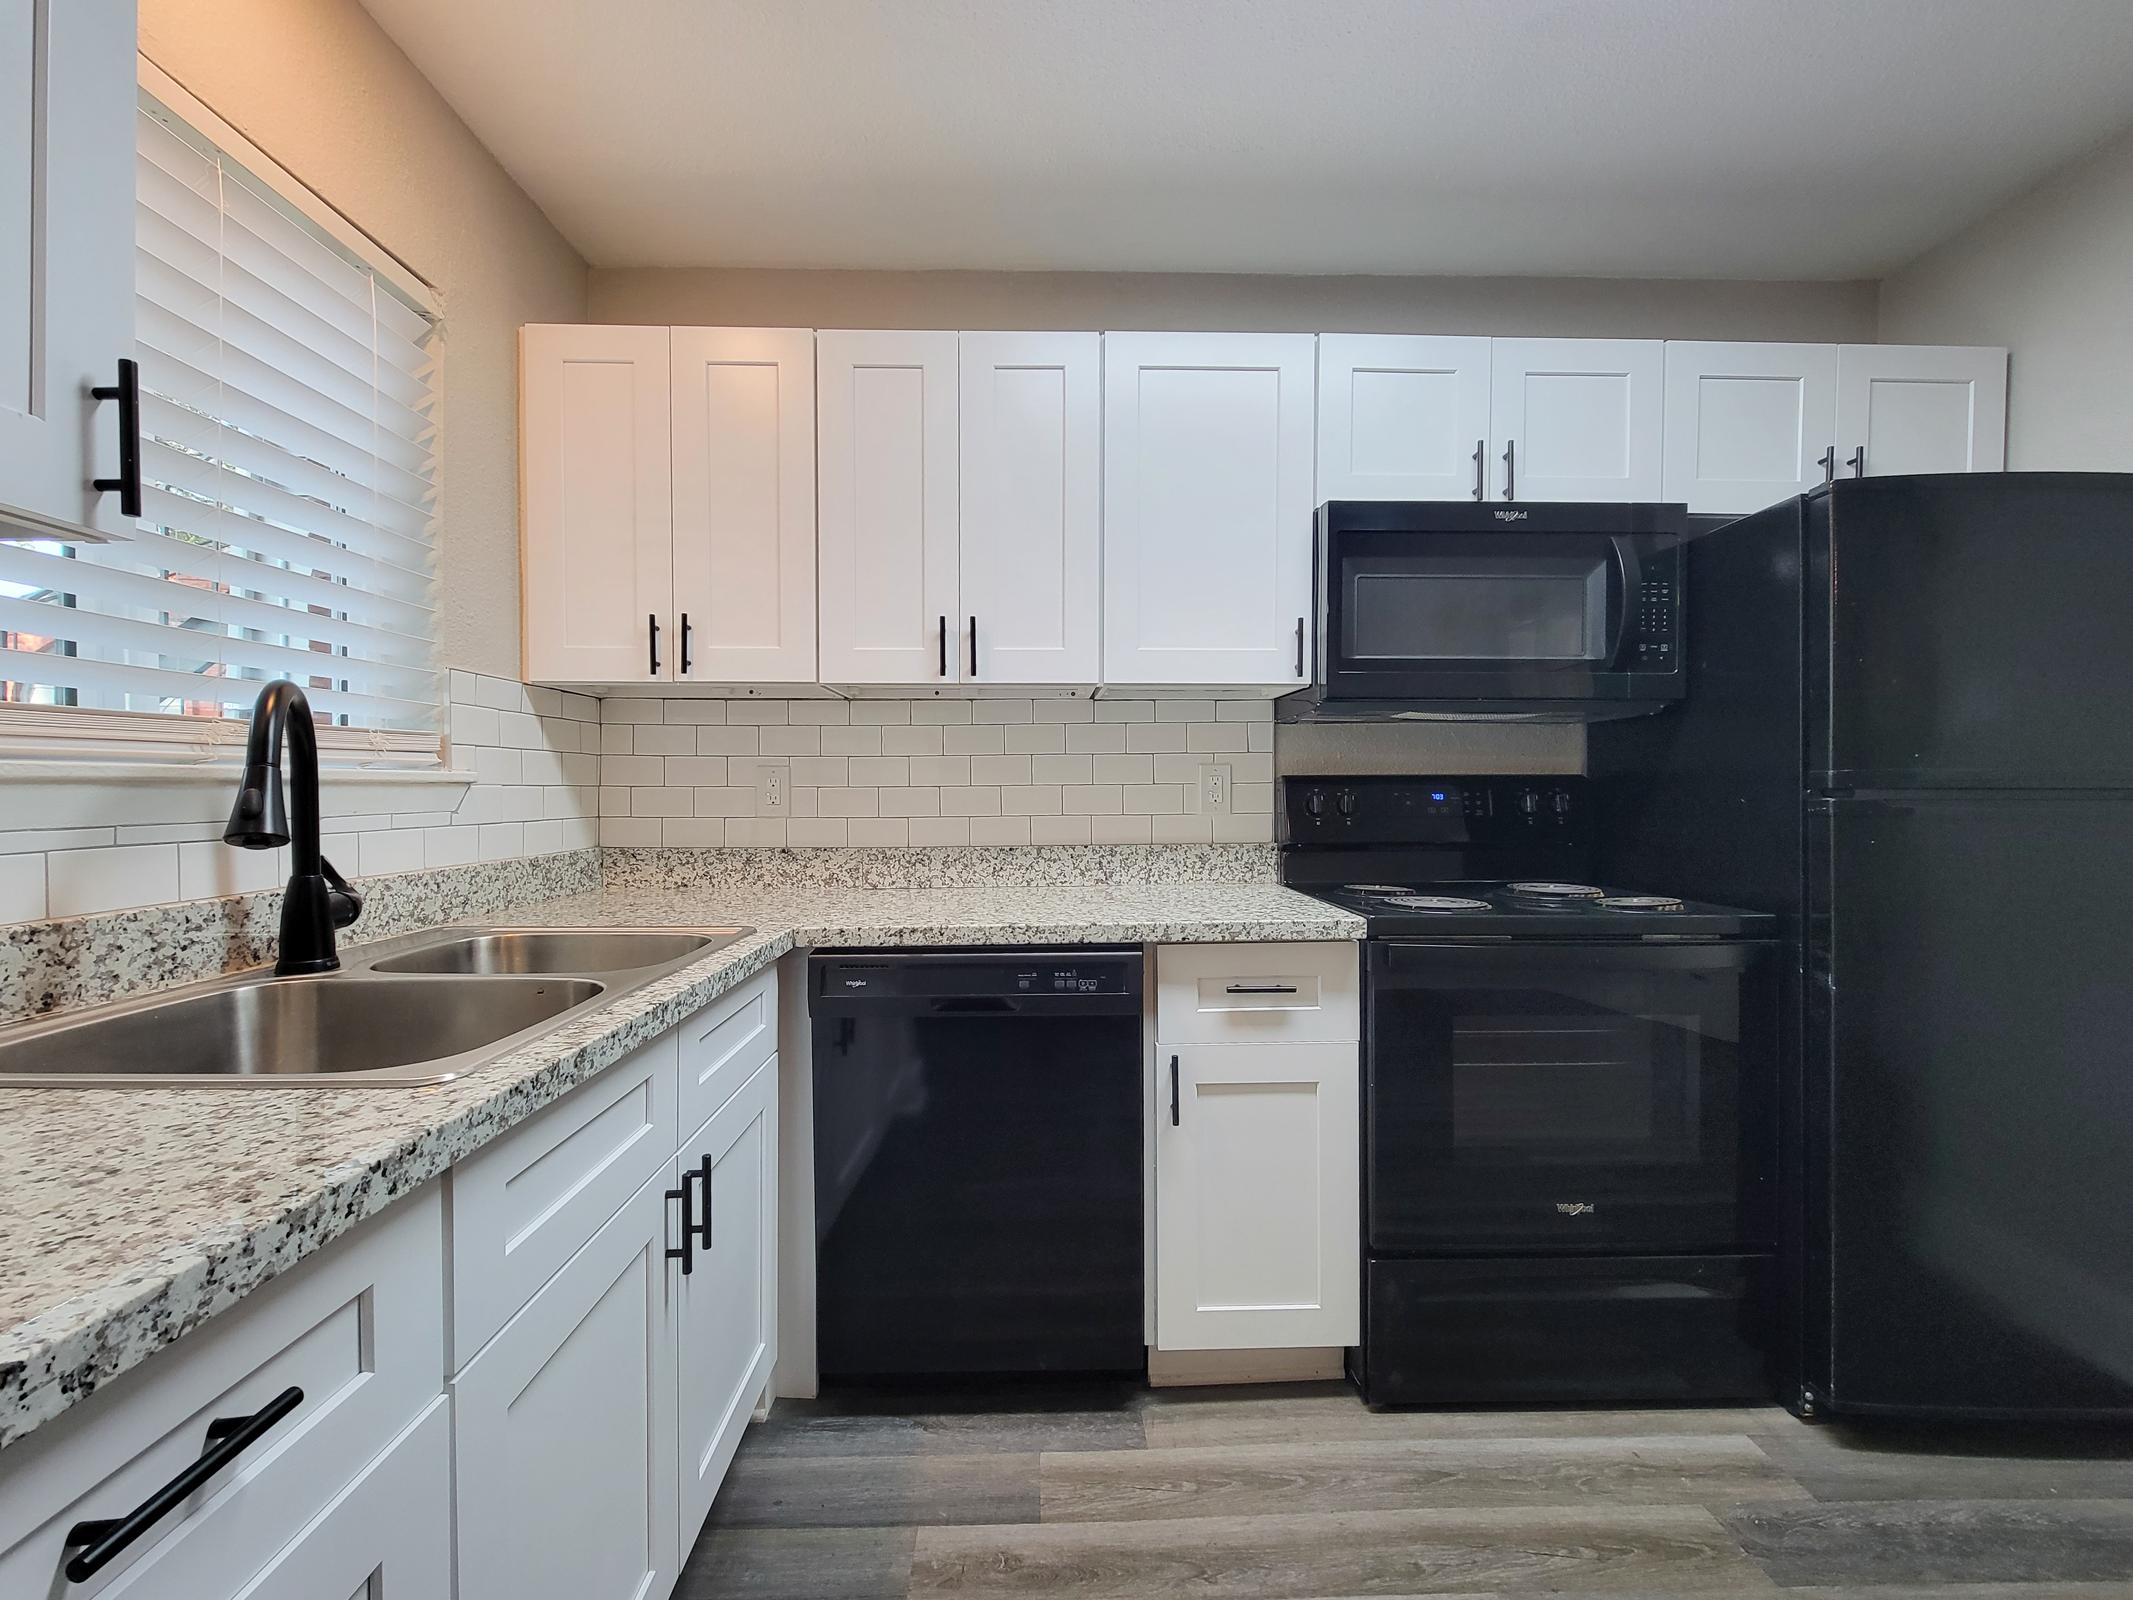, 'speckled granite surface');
0,870,1359,1450
603,842,1280,891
